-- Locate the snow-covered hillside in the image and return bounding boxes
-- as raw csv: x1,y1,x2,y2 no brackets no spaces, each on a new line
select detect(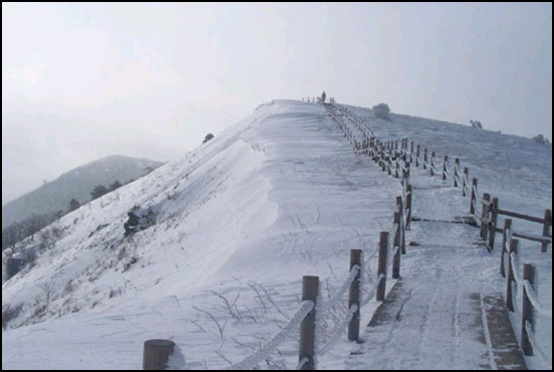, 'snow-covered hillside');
2,100,551,370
